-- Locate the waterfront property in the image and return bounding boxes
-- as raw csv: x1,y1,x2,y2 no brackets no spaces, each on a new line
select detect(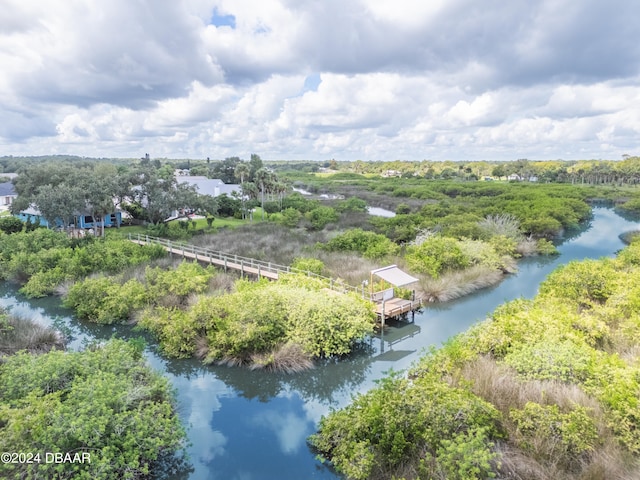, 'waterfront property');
128,234,425,322
15,206,122,230
370,265,422,323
